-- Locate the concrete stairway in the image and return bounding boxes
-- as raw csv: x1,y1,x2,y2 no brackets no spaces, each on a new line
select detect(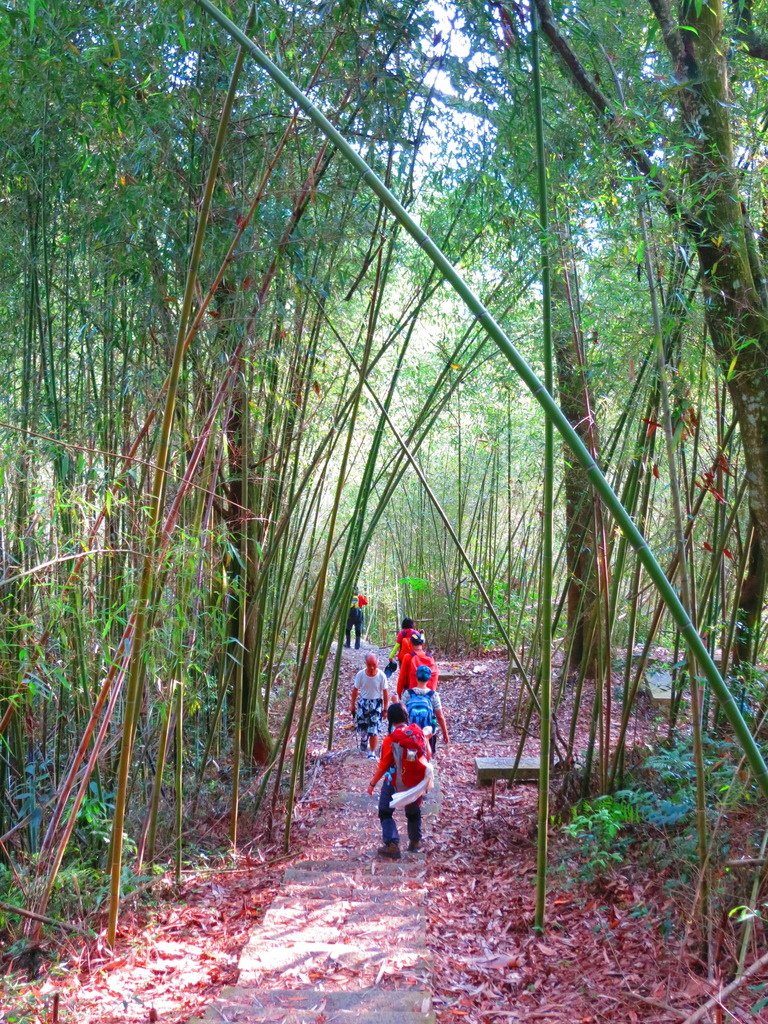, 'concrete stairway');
191,750,440,1024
